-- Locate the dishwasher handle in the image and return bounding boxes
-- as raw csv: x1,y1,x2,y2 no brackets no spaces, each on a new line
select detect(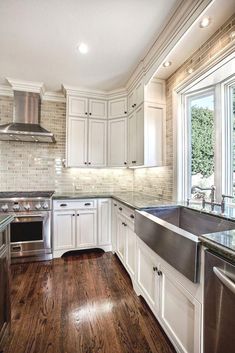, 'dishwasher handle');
213,266,235,295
